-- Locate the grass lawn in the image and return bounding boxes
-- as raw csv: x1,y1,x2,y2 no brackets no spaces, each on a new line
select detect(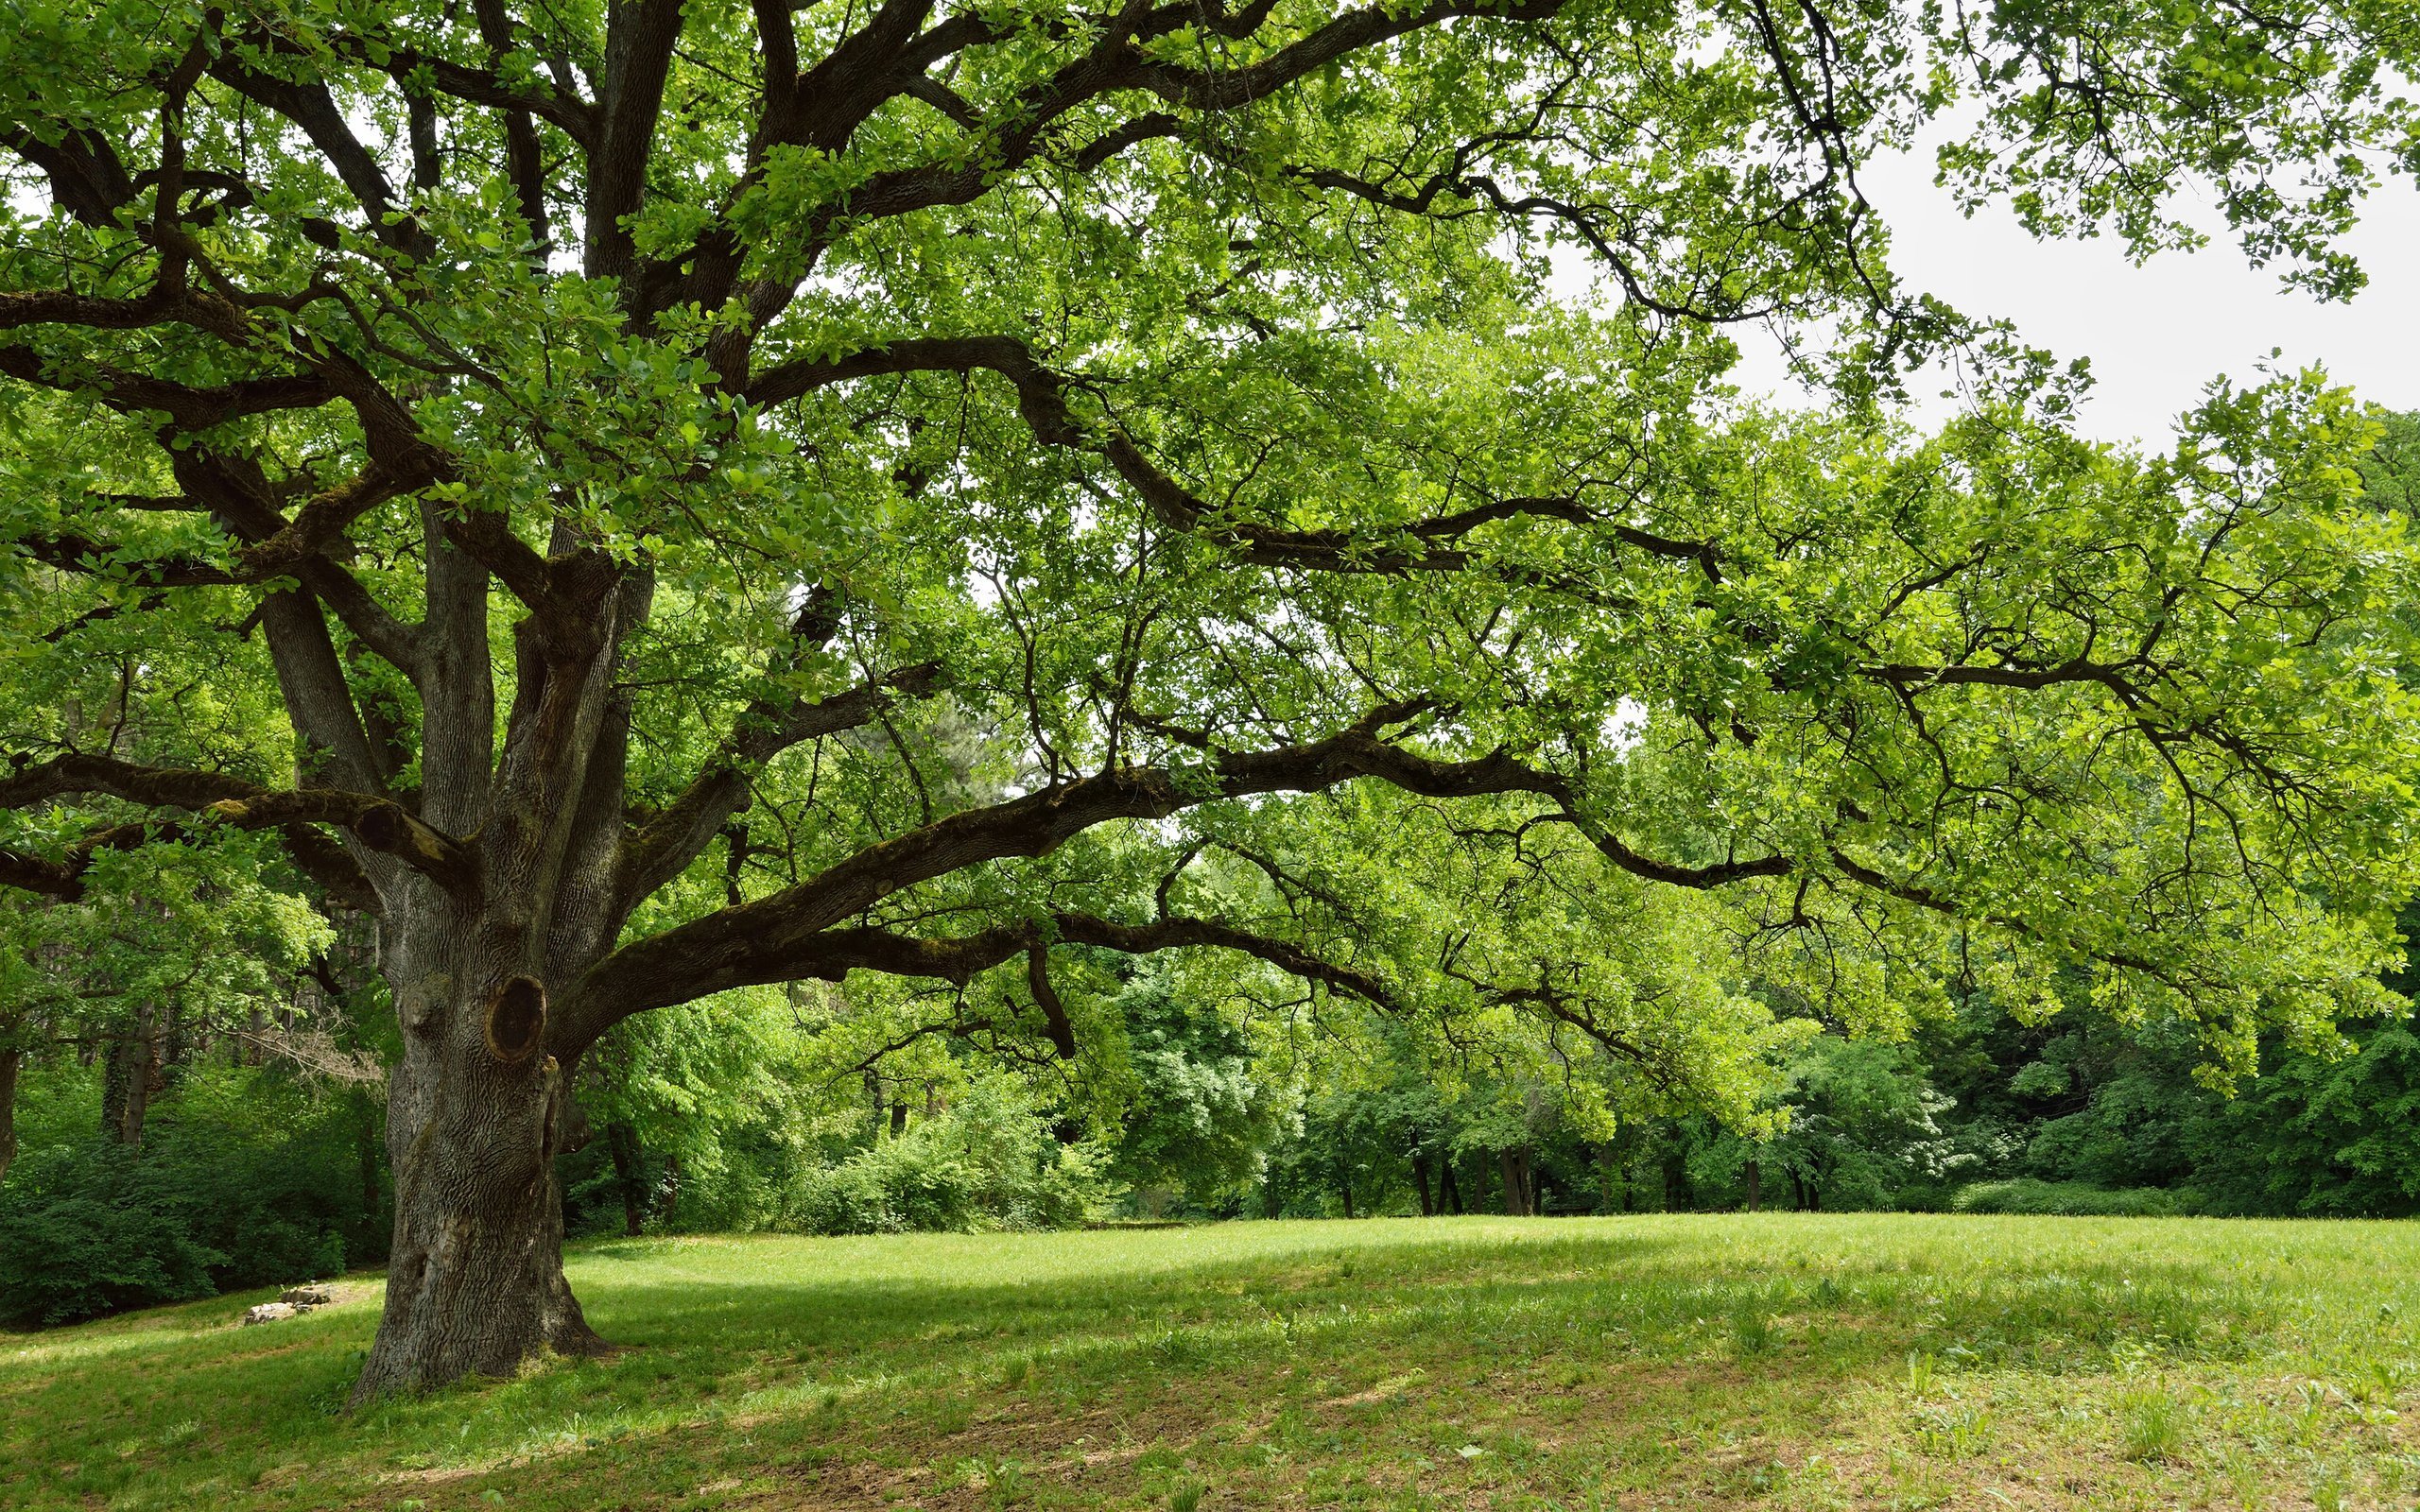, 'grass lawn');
3,1214,2416,1511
